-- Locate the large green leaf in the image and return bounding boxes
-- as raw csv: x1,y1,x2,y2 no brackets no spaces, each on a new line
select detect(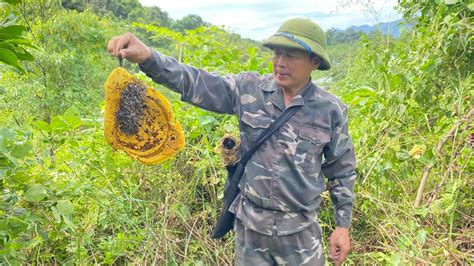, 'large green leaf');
0,47,19,65
0,33,21,41
50,116,70,133
61,115,83,129
33,120,51,132
0,47,24,72
50,115,83,132
56,200,75,215
3,152,17,165
4,38,34,47
3,0,22,4
0,42,34,61
418,148,436,165
0,127,15,141
11,143,32,159
0,25,26,38
14,48,34,61
62,215,77,230
51,206,61,223
0,42,15,51
24,184,47,202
